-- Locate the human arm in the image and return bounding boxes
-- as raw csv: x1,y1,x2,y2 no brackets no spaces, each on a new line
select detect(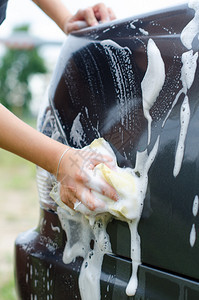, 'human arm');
0,104,117,210
32,0,116,34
